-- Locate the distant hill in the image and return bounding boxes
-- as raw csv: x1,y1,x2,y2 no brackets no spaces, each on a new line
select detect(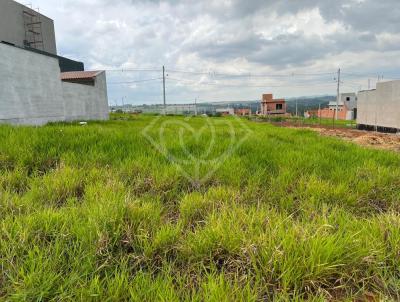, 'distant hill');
111,95,336,115
285,96,335,115
201,95,335,115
